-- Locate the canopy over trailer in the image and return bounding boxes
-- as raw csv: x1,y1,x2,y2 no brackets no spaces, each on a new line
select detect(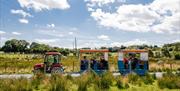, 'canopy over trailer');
118,50,149,75
79,49,109,74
